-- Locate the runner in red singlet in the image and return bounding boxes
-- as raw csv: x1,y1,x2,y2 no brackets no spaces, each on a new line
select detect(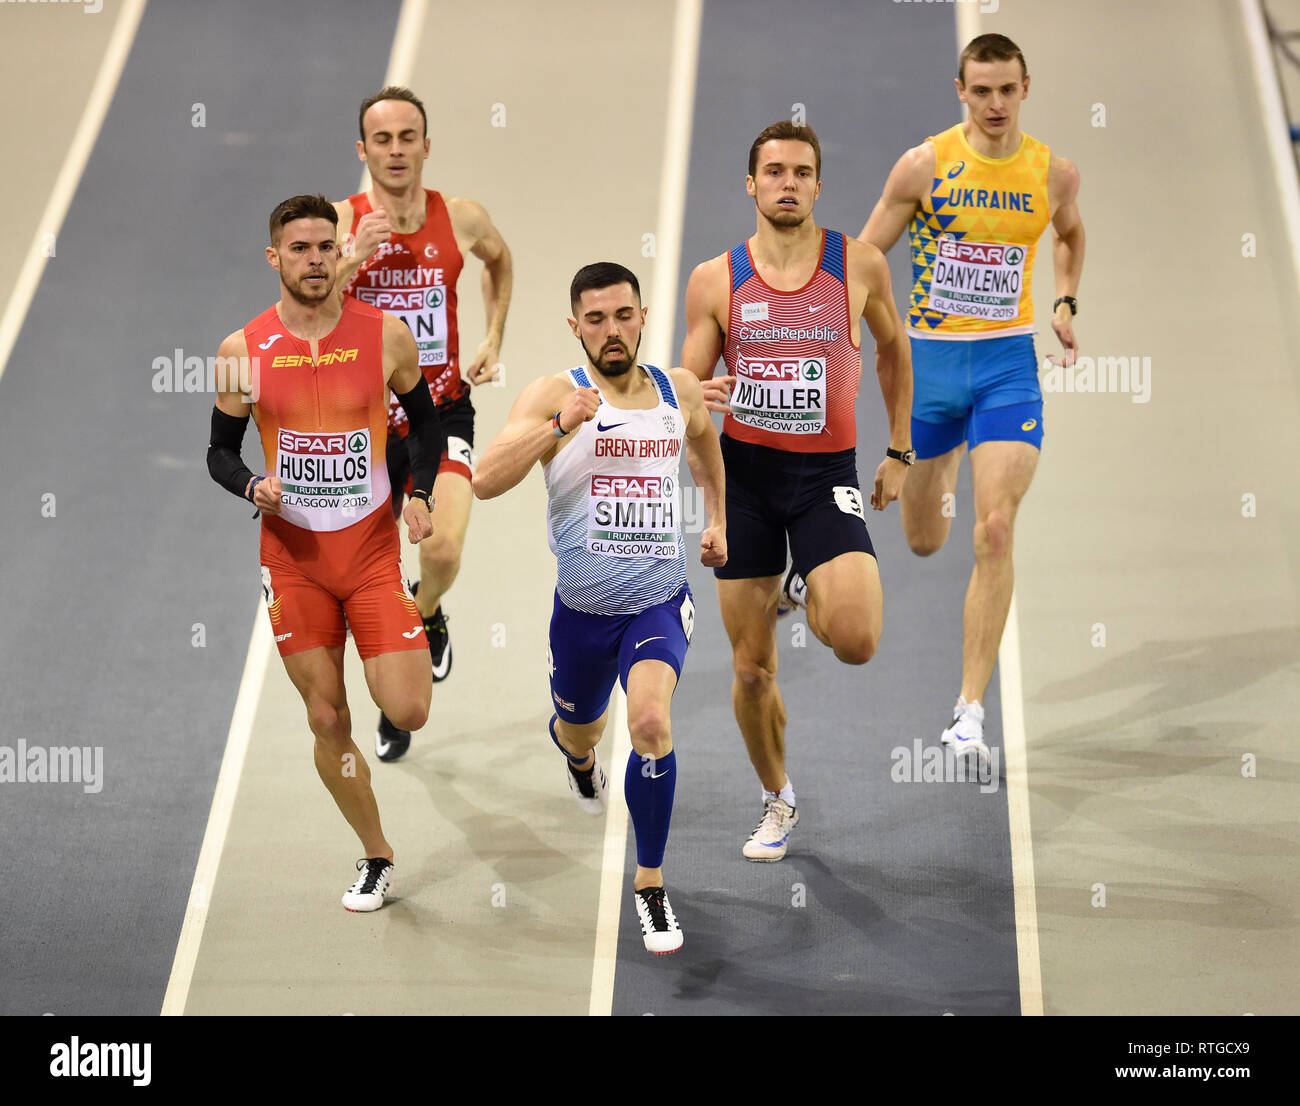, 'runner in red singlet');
681,122,913,862
333,86,513,763
207,194,446,912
